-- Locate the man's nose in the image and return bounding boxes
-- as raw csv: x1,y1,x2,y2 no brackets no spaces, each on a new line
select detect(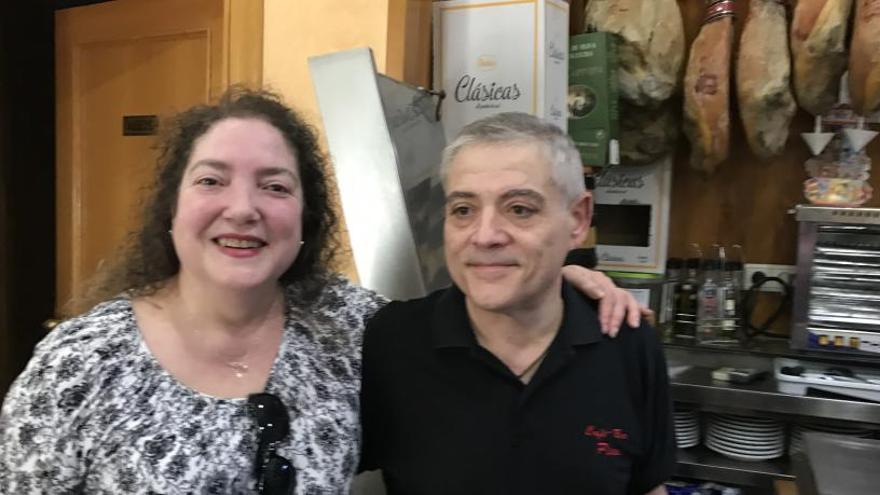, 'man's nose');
471,210,509,247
